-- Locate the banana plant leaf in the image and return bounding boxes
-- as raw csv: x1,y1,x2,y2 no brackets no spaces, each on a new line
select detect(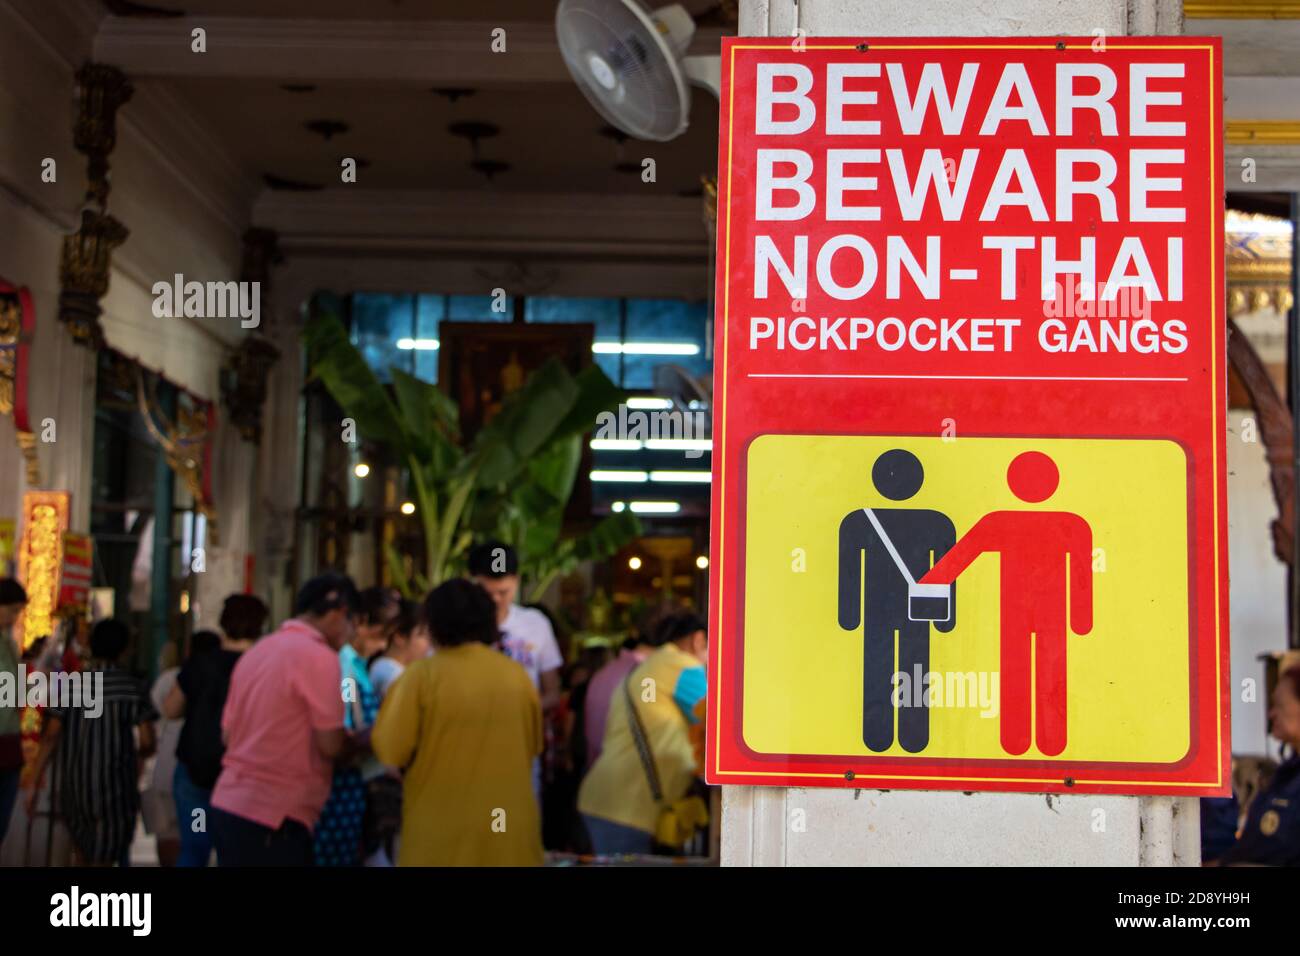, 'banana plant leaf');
307,313,638,596
391,368,461,475
574,510,643,562
509,435,581,558
304,314,410,453
526,433,584,503
550,364,627,442
470,359,579,488
383,541,414,599
525,511,643,603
